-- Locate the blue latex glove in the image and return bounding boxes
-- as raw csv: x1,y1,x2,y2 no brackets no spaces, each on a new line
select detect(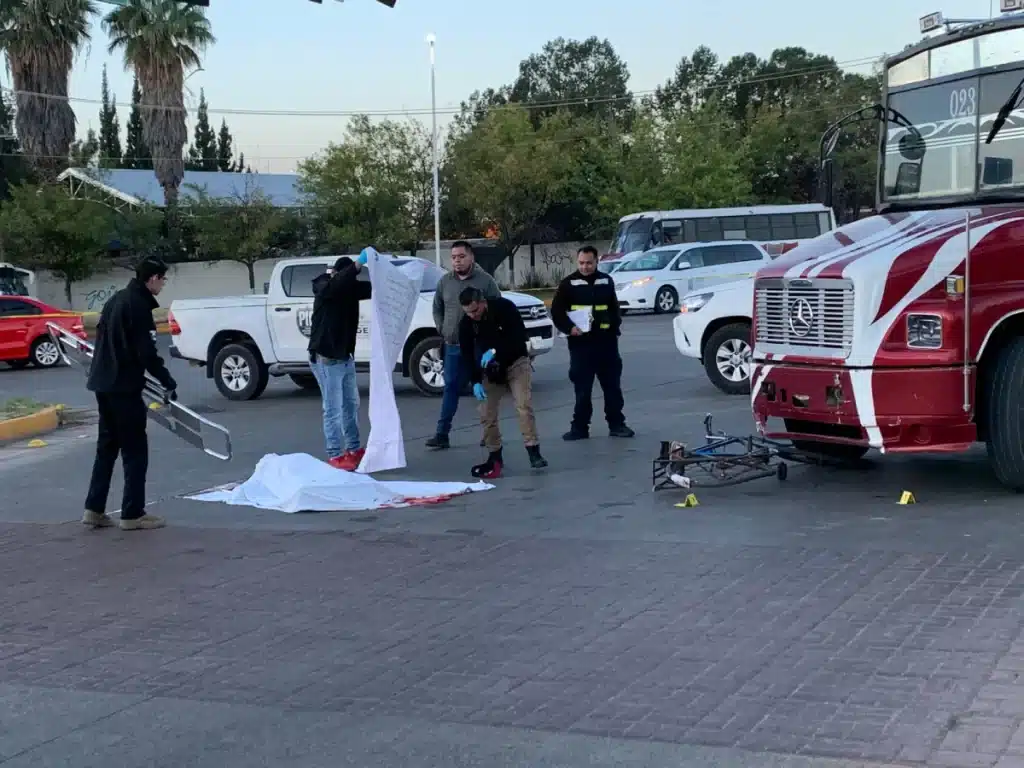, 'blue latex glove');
481,349,496,367
357,247,374,265
472,383,487,401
